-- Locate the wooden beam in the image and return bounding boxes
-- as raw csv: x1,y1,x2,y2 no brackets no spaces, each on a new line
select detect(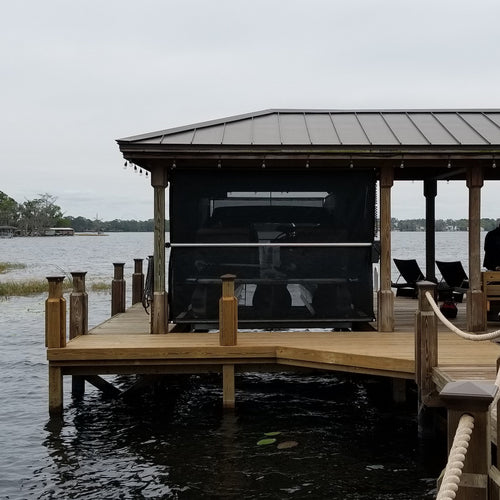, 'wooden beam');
467,167,486,332
85,375,121,398
378,166,394,331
